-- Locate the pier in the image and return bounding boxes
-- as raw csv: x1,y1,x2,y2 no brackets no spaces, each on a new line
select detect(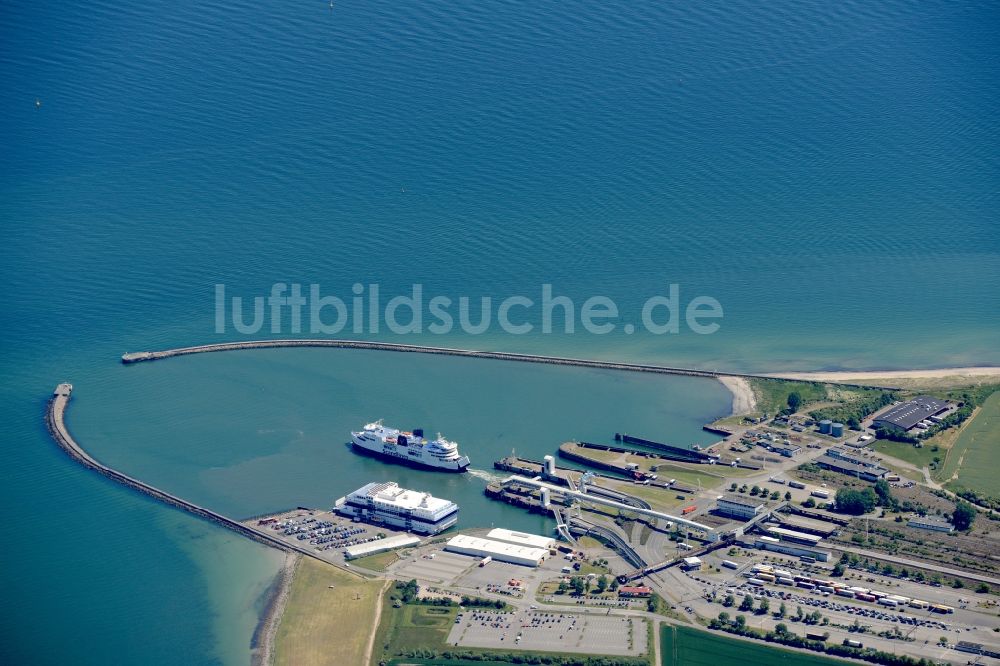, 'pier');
45,384,353,572
119,339,901,390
